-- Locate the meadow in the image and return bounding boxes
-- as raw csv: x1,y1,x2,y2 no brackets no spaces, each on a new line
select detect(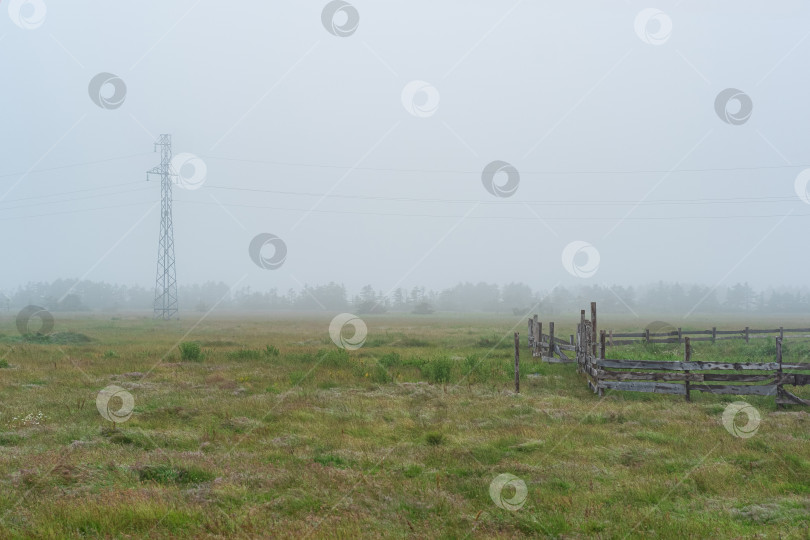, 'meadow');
0,312,808,539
